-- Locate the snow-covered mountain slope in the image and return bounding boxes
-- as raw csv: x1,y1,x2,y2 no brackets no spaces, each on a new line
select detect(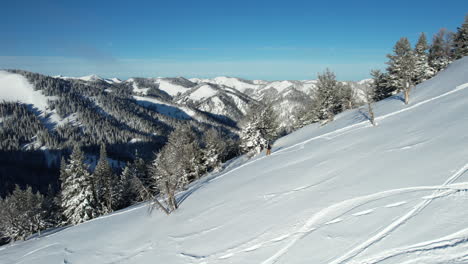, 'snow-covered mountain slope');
2,57,468,263
176,83,256,122
0,71,50,111
190,76,259,93
0,70,64,127
186,77,370,129
155,77,196,97
134,96,197,121
127,77,195,97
